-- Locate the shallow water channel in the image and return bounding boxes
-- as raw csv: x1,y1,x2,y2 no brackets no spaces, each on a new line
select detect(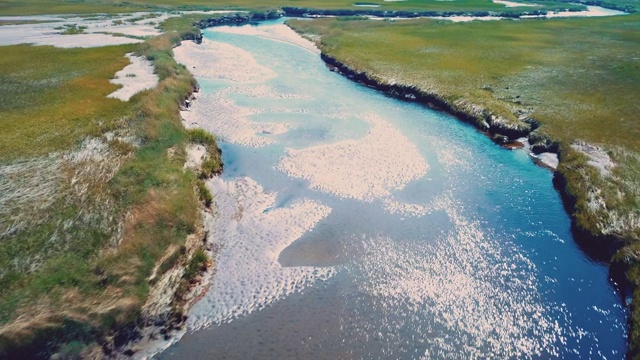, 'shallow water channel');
159,20,627,359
